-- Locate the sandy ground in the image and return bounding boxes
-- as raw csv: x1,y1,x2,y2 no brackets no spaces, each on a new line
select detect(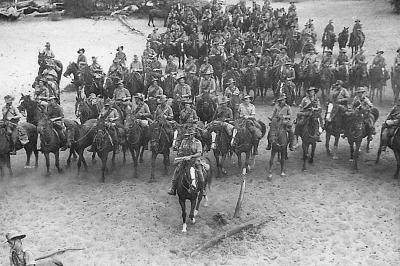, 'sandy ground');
1,0,400,265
